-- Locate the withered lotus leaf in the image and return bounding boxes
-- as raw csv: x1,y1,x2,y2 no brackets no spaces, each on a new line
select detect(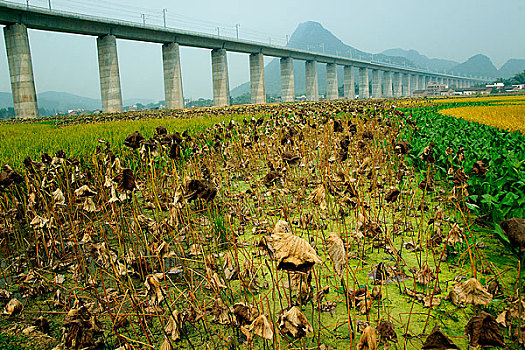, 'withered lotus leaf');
308,184,327,211
377,320,397,343
245,314,273,340
3,298,23,316
448,278,492,306
144,274,164,305
184,179,217,202
472,160,488,176
232,302,257,326
124,131,144,149
356,326,378,350
465,311,505,347
162,310,184,343
416,265,435,285
394,141,410,155
384,187,400,203
278,306,313,338
270,220,321,272
210,298,232,325
52,188,66,206
63,303,104,350
0,165,23,189
500,218,525,252
420,142,435,163
281,151,301,165
262,170,282,188
325,232,345,275
74,185,97,198
113,168,136,192
446,223,464,245
422,325,459,349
